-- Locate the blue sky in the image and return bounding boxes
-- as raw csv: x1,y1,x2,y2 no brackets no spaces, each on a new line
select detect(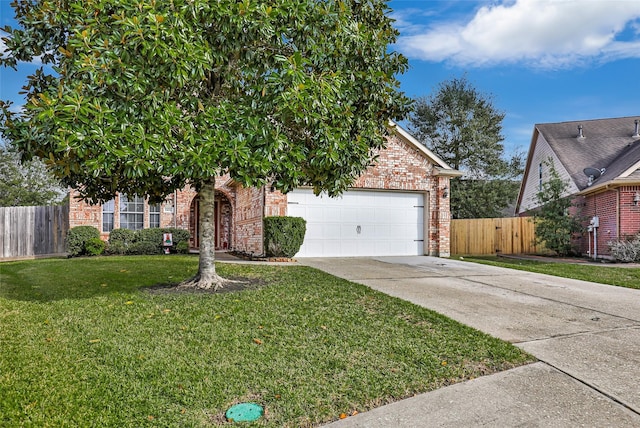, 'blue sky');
2,0,640,156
